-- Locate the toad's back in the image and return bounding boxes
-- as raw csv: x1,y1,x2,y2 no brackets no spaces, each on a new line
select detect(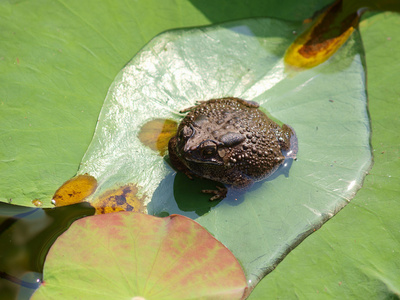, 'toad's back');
169,97,296,190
